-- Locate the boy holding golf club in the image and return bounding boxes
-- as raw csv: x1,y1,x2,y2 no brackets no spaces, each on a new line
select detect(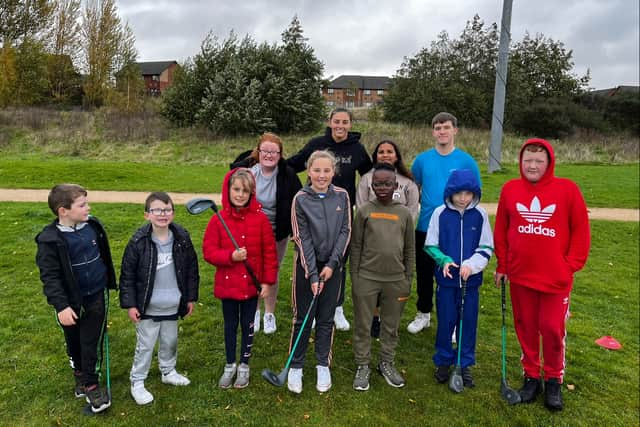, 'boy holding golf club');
351,163,415,391
425,169,493,389
119,192,199,405
203,168,278,389
35,184,116,414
